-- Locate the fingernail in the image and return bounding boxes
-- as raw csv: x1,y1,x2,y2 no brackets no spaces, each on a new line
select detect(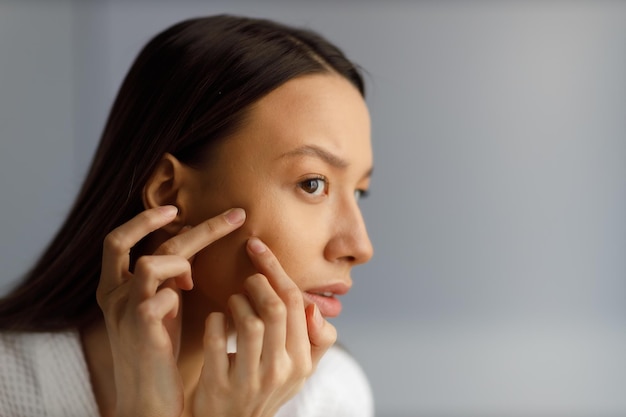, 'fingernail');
313,304,323,326
248,237,267,254
159,205,178,217
225,208,246,225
